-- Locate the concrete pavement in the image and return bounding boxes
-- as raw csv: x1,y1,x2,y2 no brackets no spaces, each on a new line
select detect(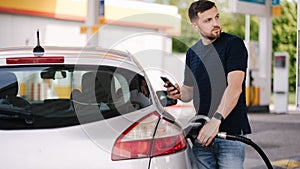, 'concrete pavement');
245,104,300,169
